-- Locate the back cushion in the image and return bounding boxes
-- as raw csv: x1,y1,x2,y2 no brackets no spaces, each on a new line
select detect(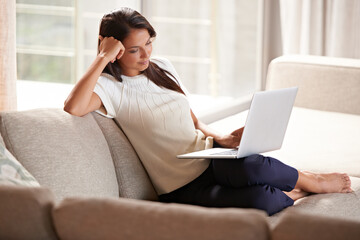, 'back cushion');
92,113,158,200
266,55,360,115
0,109,119,202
